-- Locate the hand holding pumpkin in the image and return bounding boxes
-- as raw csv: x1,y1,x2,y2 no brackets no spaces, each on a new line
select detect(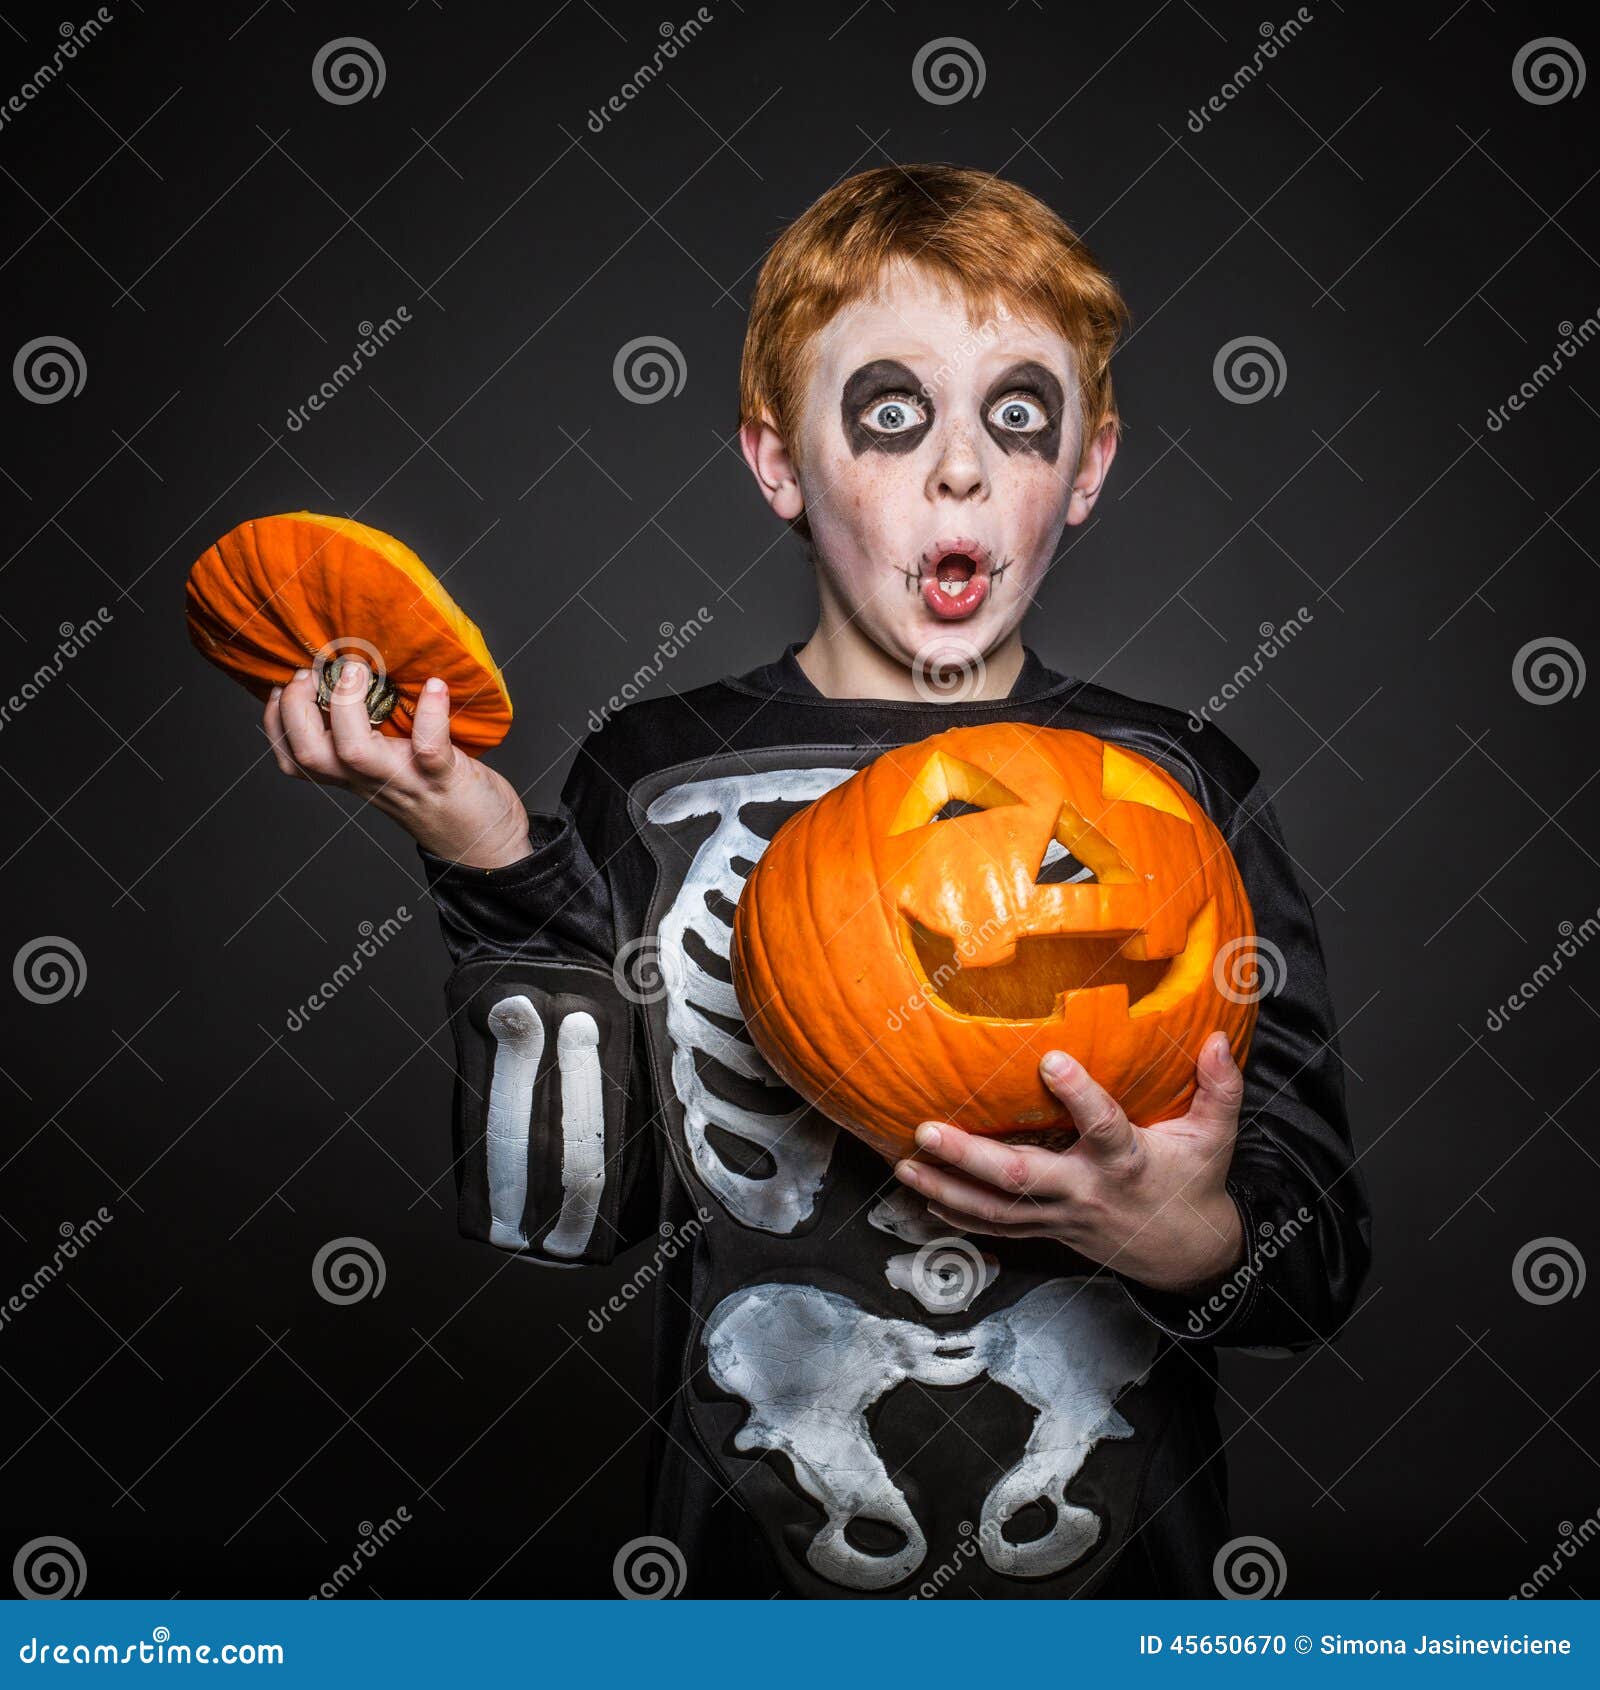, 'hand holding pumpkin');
893,1030,1247,1296
263,661,533,869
